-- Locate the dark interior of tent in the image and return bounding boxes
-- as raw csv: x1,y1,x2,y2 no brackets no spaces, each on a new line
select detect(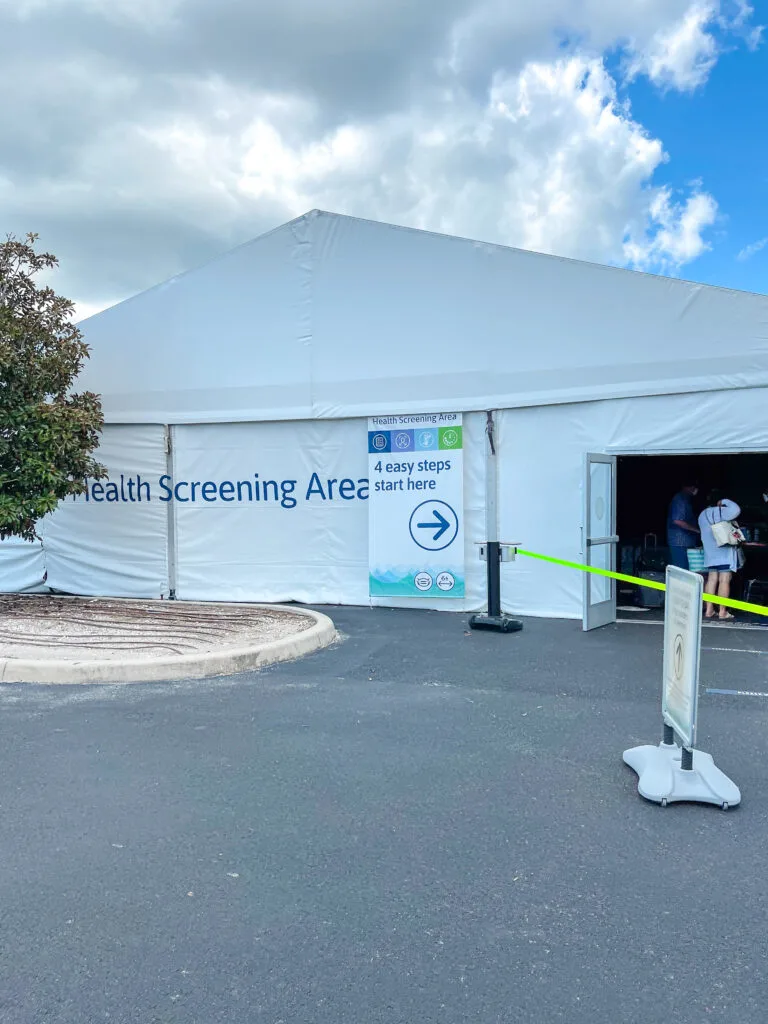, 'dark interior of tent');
616,453,768,622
